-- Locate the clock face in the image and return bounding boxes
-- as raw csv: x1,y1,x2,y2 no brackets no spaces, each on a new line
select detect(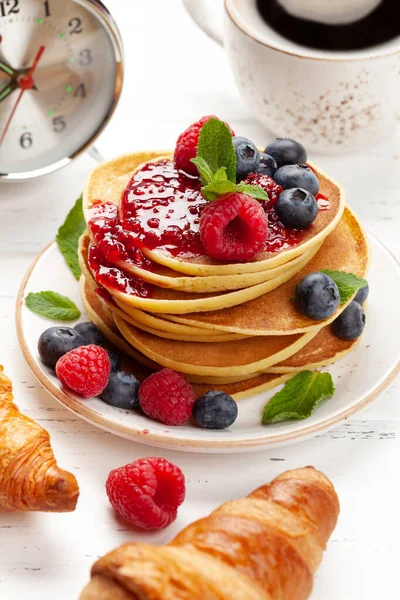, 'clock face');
0,0,122,179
